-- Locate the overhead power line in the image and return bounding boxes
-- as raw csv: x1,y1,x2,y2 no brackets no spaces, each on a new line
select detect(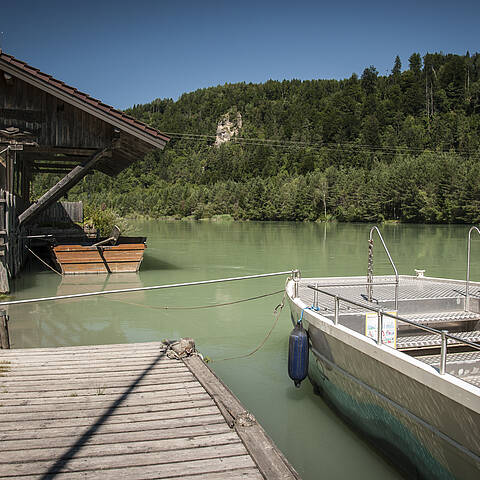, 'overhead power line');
161,131,480,157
